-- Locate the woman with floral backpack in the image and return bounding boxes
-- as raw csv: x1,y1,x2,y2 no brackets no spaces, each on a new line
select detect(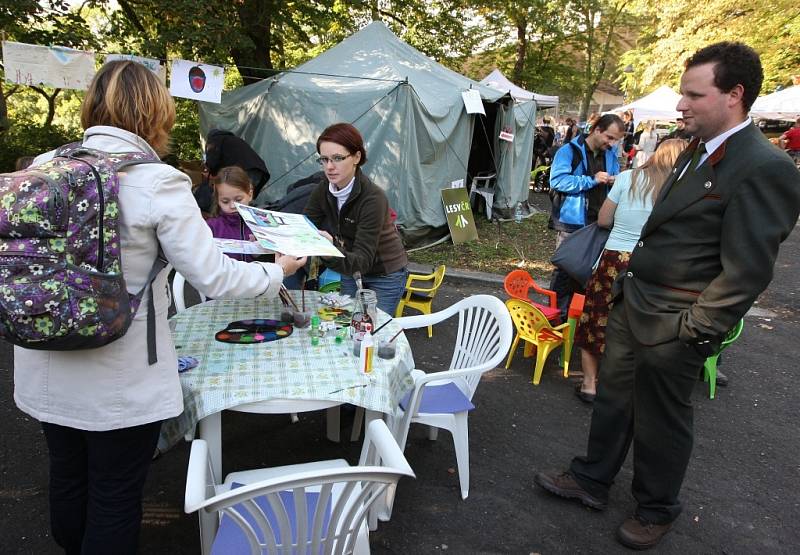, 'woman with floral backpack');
10,60,305,554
